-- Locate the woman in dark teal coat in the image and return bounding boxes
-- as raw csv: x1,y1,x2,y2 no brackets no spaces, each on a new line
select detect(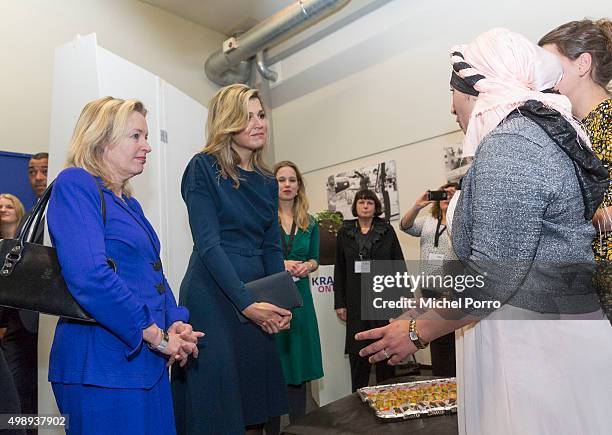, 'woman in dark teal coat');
171,84,292,435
